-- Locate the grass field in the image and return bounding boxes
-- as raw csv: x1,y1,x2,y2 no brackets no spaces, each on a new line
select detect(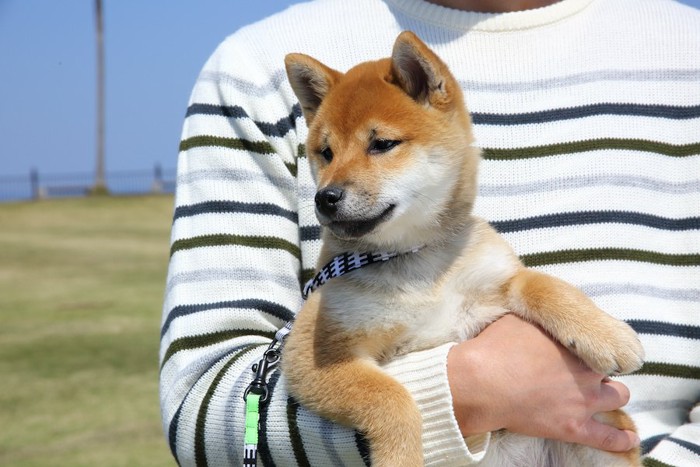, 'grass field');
0,195,175,466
